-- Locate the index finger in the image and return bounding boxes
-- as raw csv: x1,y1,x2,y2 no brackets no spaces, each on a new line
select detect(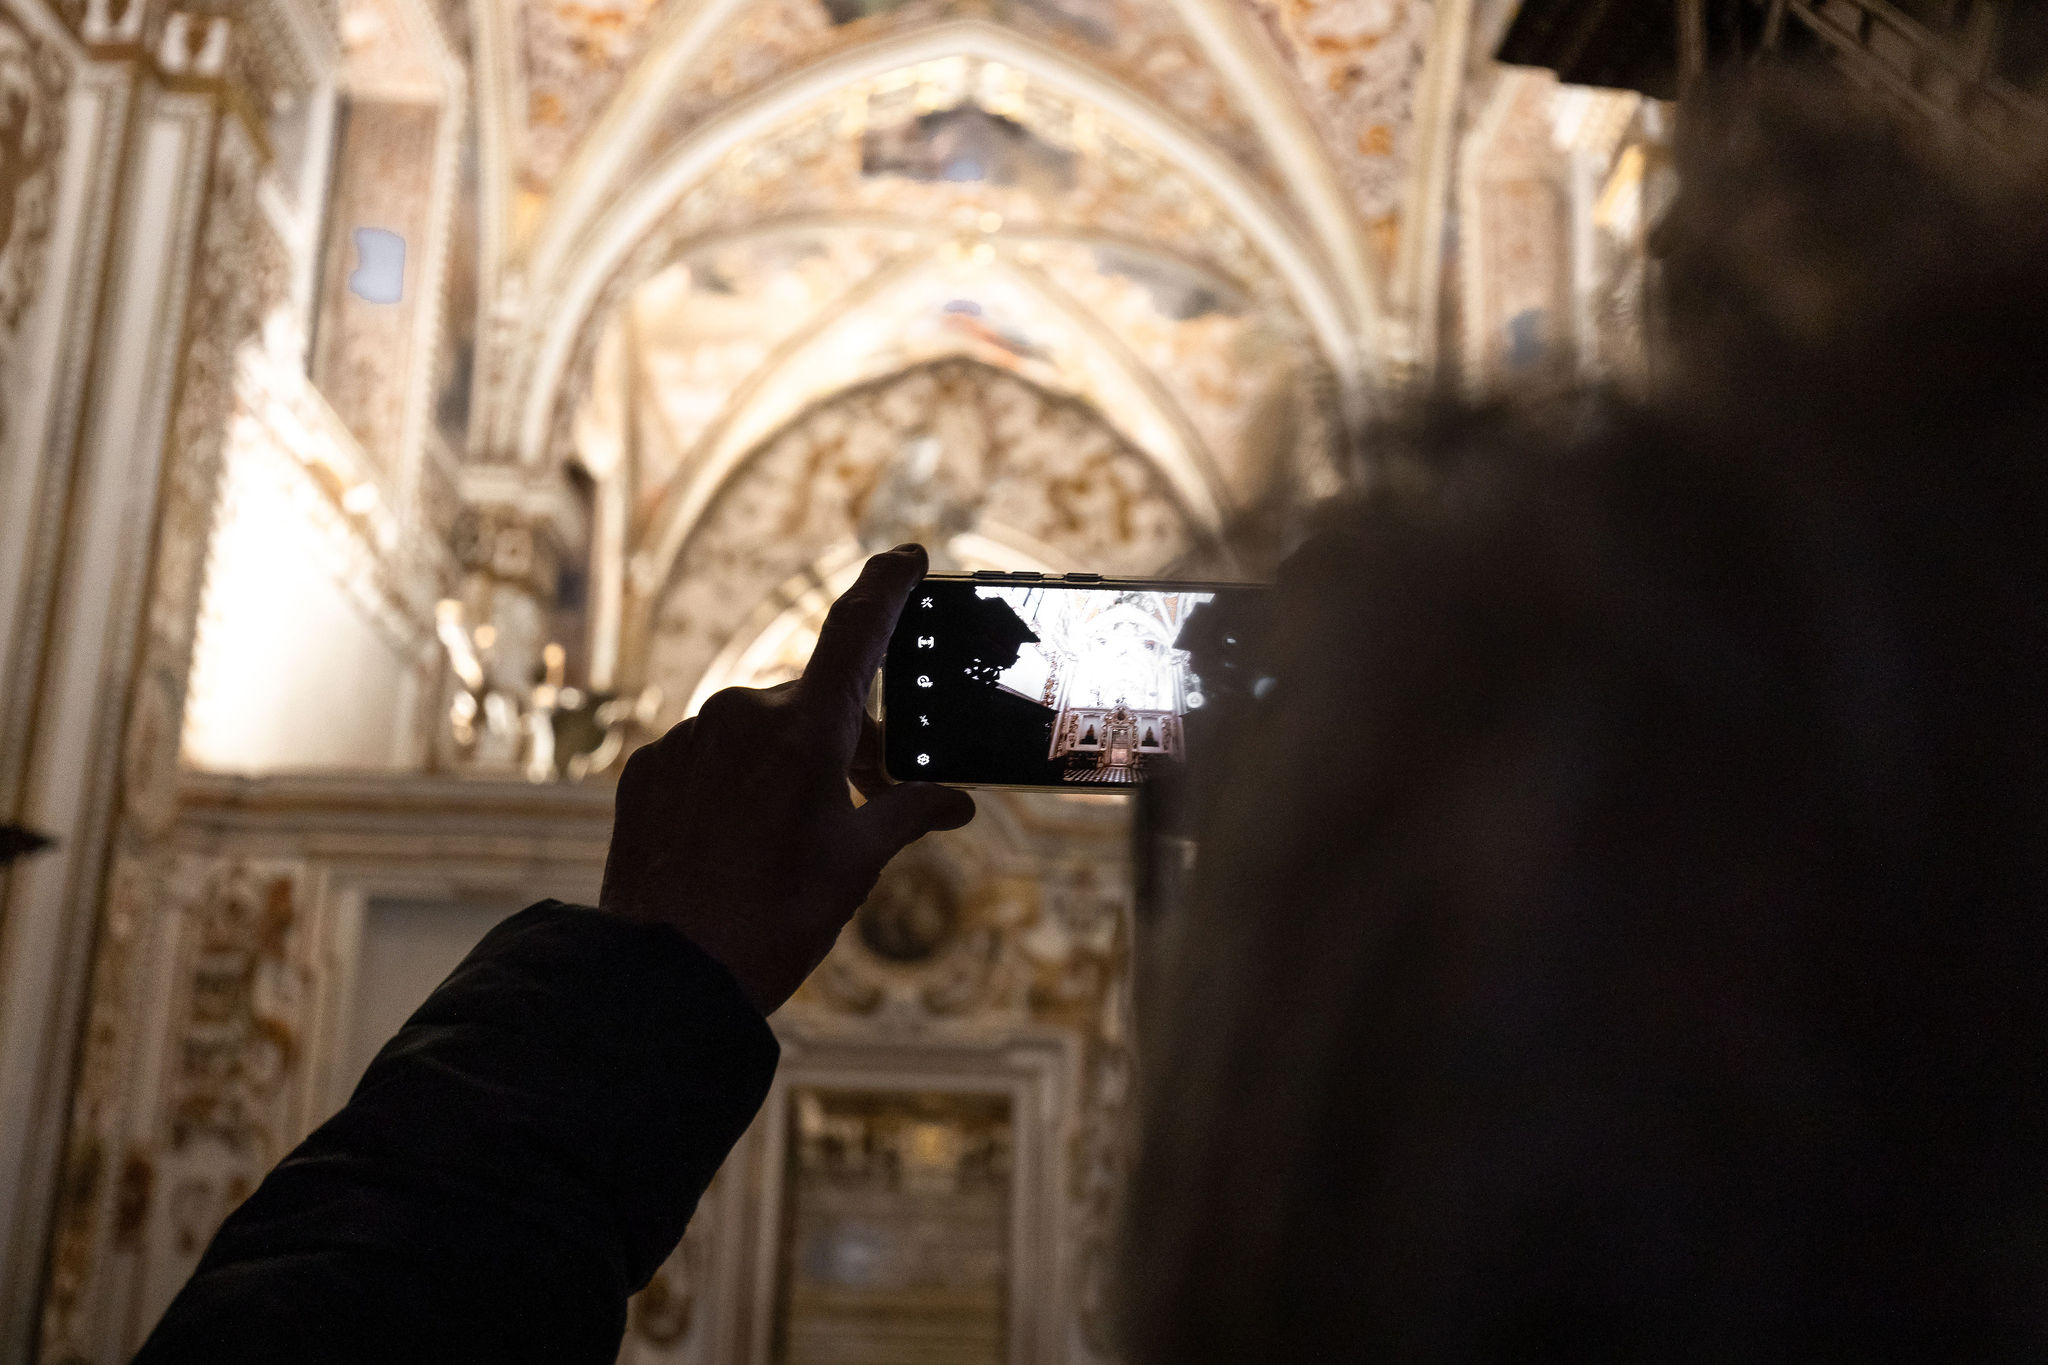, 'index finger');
800,544,926,716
